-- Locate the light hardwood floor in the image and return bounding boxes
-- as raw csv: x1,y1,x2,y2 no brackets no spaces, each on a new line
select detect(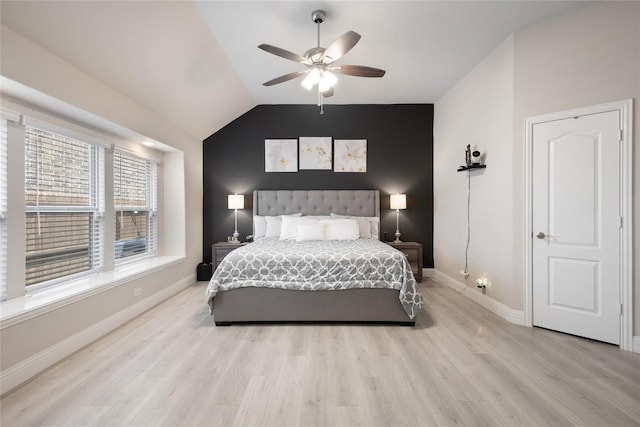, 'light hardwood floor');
1,280,639,427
